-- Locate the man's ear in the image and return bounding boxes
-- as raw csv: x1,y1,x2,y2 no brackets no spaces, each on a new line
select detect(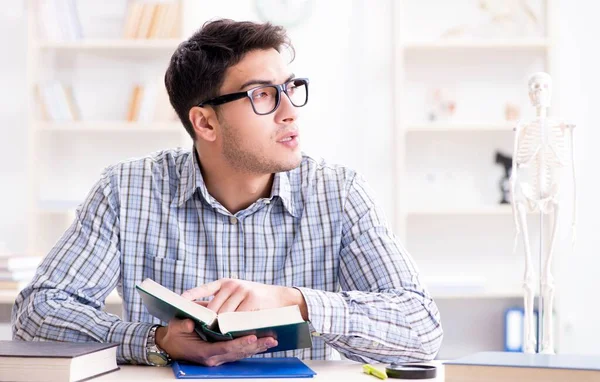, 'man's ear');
189,106,218,142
